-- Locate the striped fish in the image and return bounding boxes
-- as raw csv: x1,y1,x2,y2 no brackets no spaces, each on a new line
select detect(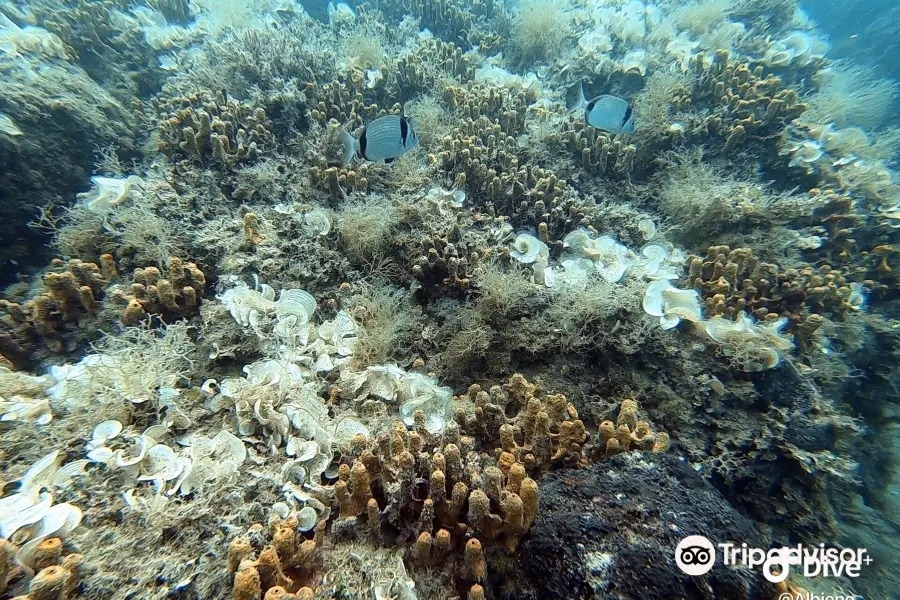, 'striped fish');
339,115,419,167
570,83,635,134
